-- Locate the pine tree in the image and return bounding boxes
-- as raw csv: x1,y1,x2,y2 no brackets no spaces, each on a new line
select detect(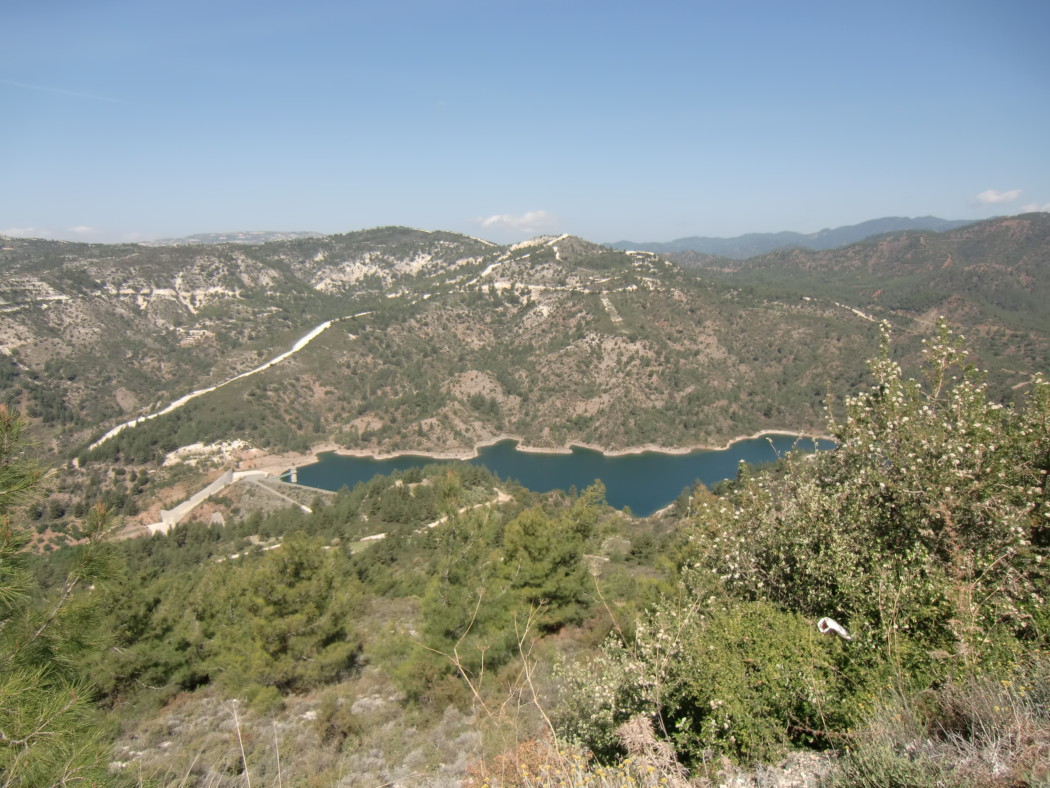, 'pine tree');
0,405,119,786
